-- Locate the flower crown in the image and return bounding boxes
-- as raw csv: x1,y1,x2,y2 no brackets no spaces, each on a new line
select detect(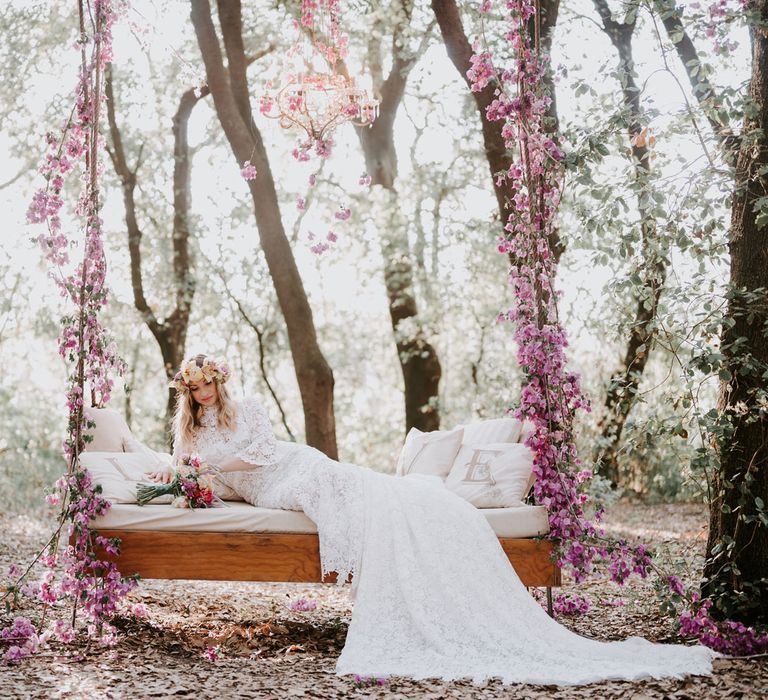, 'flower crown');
169,355,230,392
